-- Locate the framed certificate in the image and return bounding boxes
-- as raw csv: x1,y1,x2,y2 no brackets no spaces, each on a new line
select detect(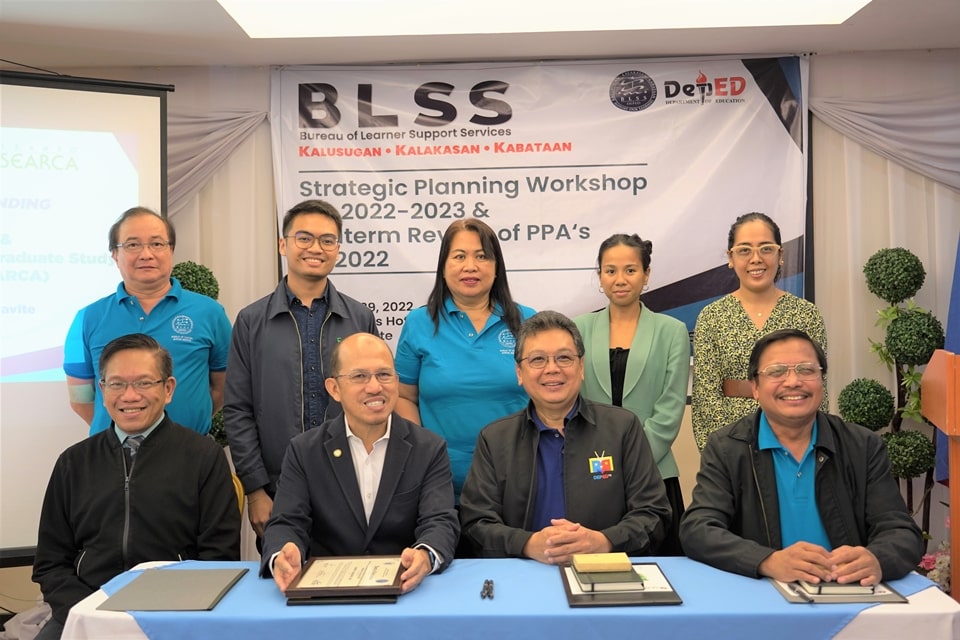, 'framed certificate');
285,556,403,601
